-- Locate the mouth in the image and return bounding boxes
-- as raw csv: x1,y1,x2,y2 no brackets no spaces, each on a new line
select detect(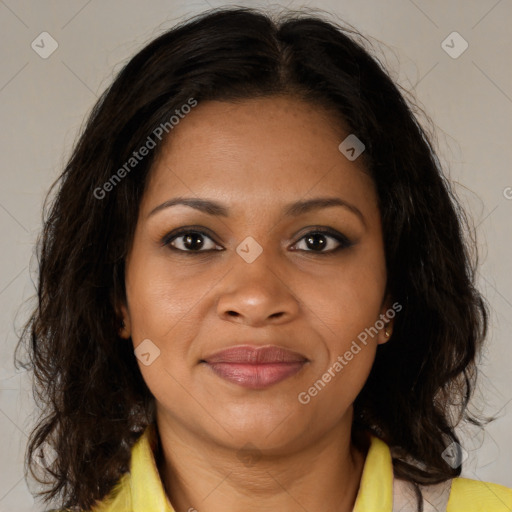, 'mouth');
201,345,309,390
